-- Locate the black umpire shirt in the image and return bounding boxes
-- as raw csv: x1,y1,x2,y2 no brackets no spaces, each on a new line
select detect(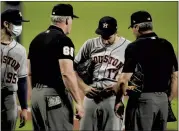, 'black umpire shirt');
122,32,178,92
28,25,75,92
